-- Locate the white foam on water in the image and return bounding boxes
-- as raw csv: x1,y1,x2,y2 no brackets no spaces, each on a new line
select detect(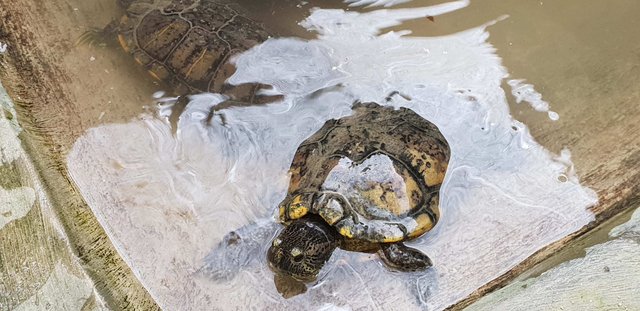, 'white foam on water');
507,79,559,120
67,1,597,310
